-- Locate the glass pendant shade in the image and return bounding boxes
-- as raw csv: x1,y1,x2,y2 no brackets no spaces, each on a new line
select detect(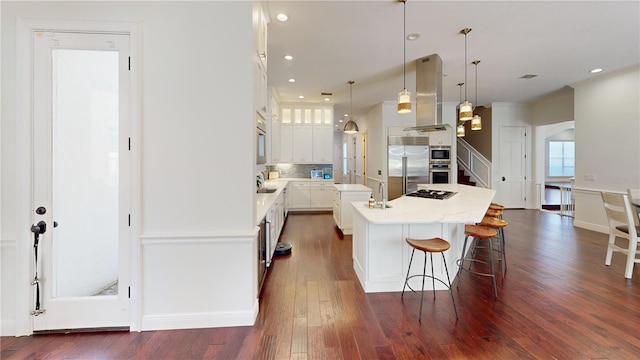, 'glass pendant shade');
457,123,465,137
397,89,412,114
459,100,473,121
344,119,359,134
471,115,482,130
